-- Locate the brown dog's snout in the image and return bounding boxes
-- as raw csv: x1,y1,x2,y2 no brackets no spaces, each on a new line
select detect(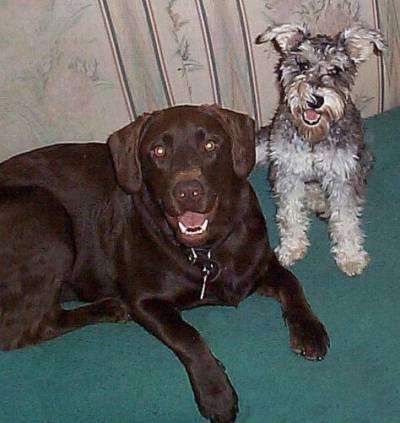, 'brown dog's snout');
173,180,204,205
